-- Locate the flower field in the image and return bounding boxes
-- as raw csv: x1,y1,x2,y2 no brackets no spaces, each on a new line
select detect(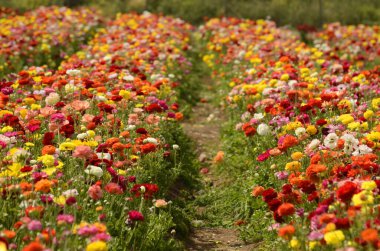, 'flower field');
0,5,380,251
0,6,102,77
200,17,380,250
